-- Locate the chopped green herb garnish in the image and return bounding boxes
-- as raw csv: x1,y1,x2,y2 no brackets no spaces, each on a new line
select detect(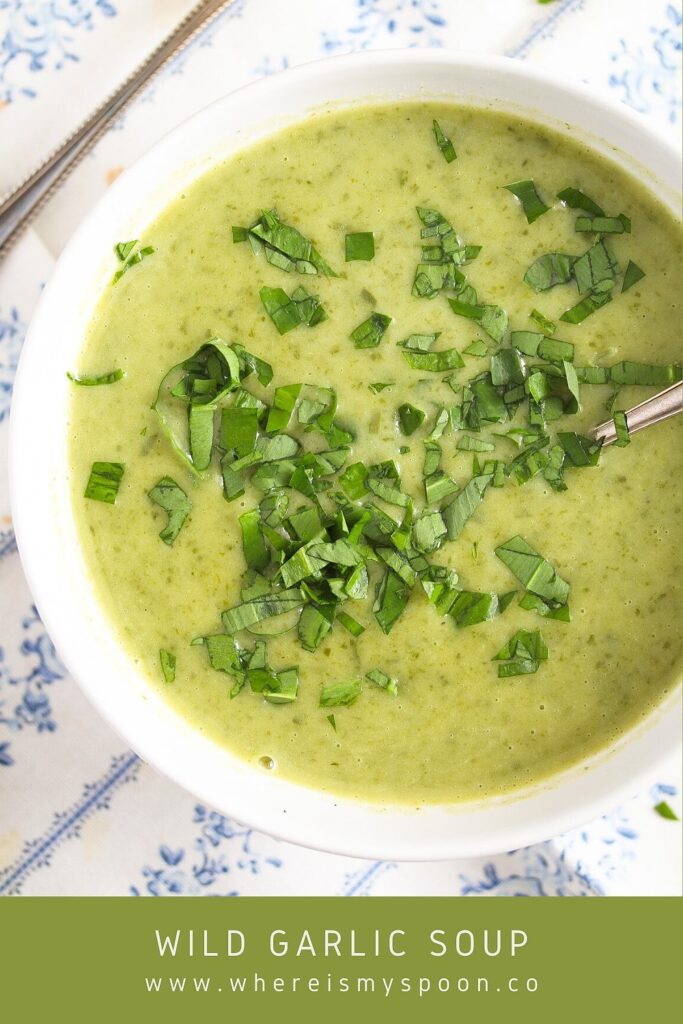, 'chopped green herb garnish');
327,714,337,731
374,569,410,634
368,382,394,394
609,361,682,386
320,679,362,707
260,284,327,334
443,473,492,540
112,240,155,283
654,800,679,821
557,432,602,467
575,213,630,234
345,232,375,262
351,312,392,349
159,649,176,684
432,119,457,162
234,208,337,276
493,628,548,677
148,477,192,546
84,461,124,504
67,369,124,386
529,309,556,335
613,410,630,447
366,668,399,696
523,252,575,292
457,434,495,453
336,610,366,637
115,240,137,261
462,339,488,357
556,186,605,216
503,180,550,223
572,239,619,294
397,403,426,436
560,284,612,323
622,260,646,293
495,536,569,607
412,207,480,298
